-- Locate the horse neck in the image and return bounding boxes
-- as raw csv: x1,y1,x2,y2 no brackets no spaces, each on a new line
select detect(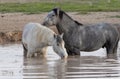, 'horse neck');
56,13,76,34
